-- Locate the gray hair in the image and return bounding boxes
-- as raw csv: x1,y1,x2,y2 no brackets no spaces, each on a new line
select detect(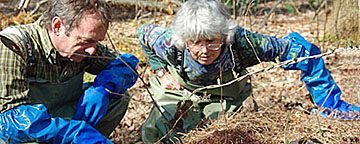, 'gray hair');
171,0,237,49
40,0,111,35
